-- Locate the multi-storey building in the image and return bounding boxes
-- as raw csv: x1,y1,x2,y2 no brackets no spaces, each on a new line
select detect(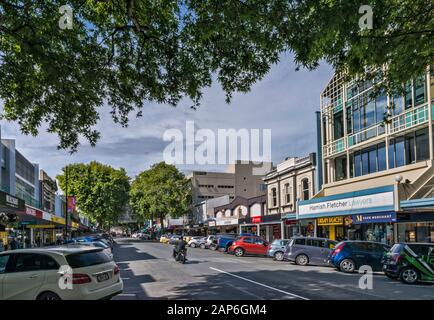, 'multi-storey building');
263,153,316,238
188,160,270,204
39,170,57,214
298,69,434,244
